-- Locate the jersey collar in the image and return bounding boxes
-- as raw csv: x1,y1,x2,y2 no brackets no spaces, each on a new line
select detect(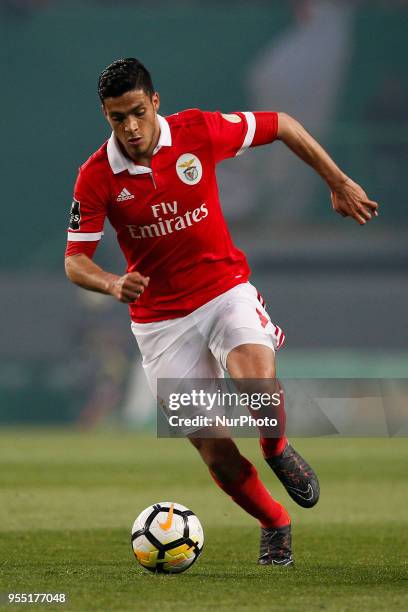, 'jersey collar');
107,114,172,175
